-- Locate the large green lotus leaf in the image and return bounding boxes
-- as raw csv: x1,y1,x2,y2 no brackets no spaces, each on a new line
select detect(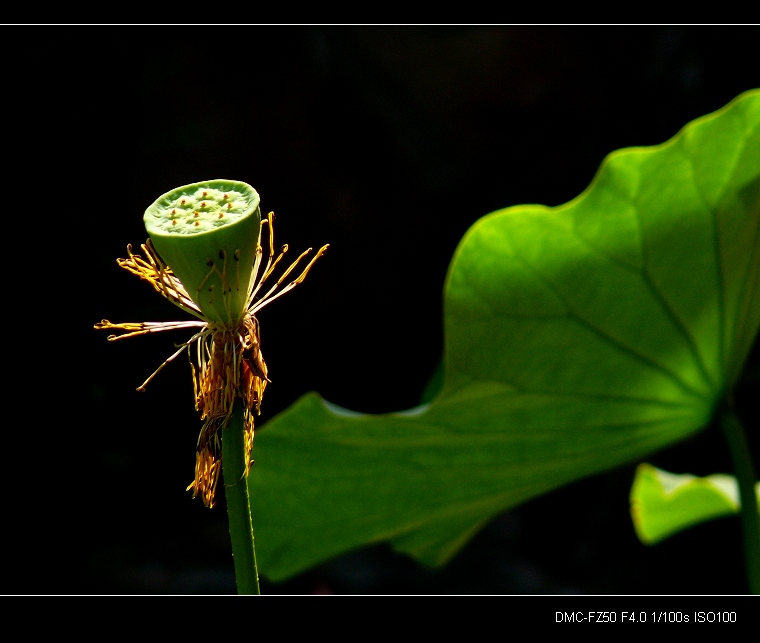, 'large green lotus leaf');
249,90,760,582
630,464,760,544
